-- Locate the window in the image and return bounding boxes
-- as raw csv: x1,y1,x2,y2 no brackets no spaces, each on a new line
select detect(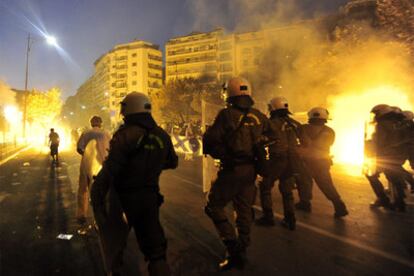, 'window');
132,71,137,76
219,42,232,50
132,53,137,57
220,63,233,72
243,59,249,66
132,62,137,67
116,55,127,61
219,53,232,61
242,48,252,55
132,81,137,85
